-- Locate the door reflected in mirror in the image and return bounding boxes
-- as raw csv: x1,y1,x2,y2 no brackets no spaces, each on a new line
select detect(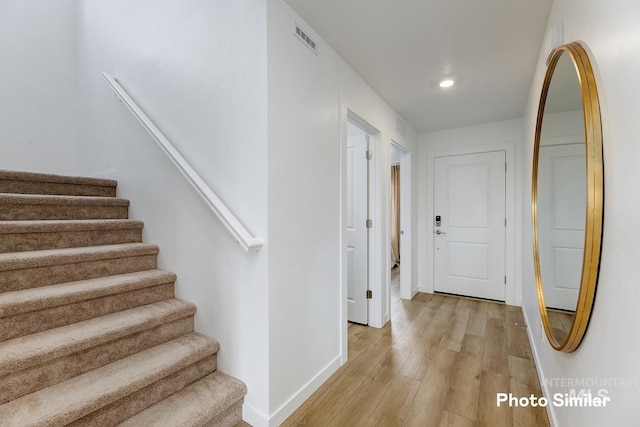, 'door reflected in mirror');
532,43,603,352
537,52,585,343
